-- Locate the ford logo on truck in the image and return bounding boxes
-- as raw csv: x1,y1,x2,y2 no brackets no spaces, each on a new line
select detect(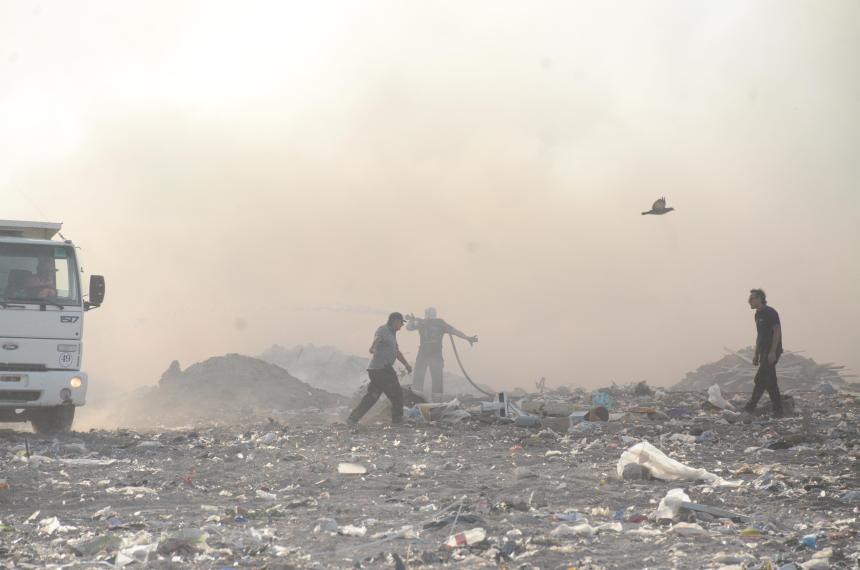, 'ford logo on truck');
2,343,18,350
